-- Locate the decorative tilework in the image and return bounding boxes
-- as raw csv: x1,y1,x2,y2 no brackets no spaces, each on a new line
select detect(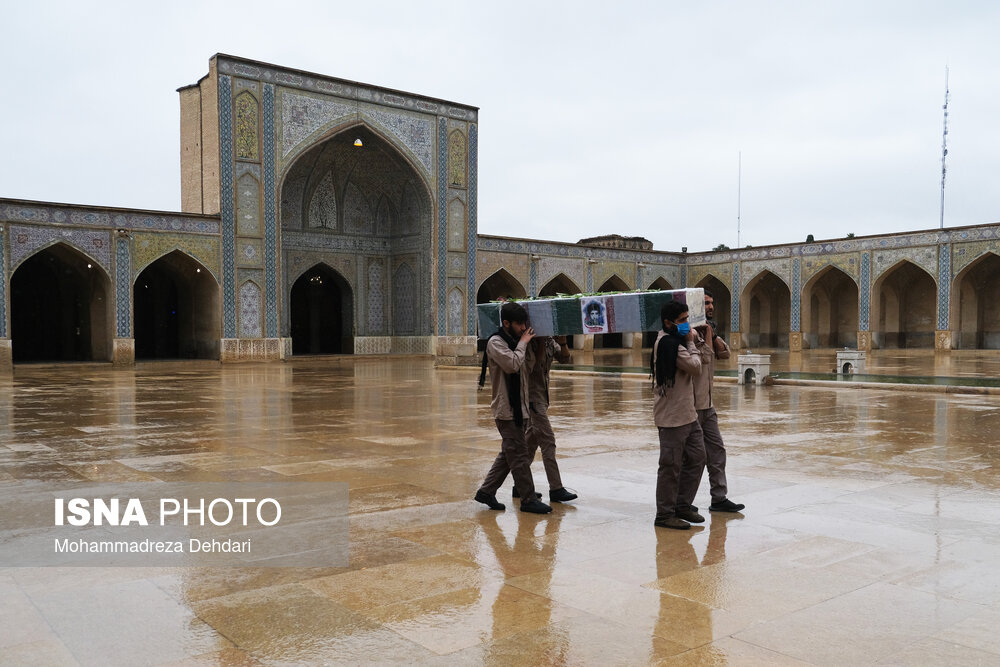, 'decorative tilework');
937,244,951,330
367,259,384,334
115,236,130,337
8,224,111,274
436,117,448,335
285,252,356,292
586,261,593,292
592,262,635,290
952,240,1000,276
871,246,937,284
394,262,416,335
284,231,391,254
447,198,466,250
235,91,260,161
279,91,353,160
448,130,466,188
448,287,463,335
0,204,219,234
364,108,434,173
686,264,731,293
740,259,791,291
236,173,261,235
237,239,263,268
263,83,279,338
731,263,741,333
238,281,263,338
220,75,237,338
801,254,860,283
791,258,801,331
860,252,871,331
476,253,529,292
217,57,477,123
447,252,467,278
466,124,478,335
537,257,585,294
132,234,221,281
529,259,537,297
